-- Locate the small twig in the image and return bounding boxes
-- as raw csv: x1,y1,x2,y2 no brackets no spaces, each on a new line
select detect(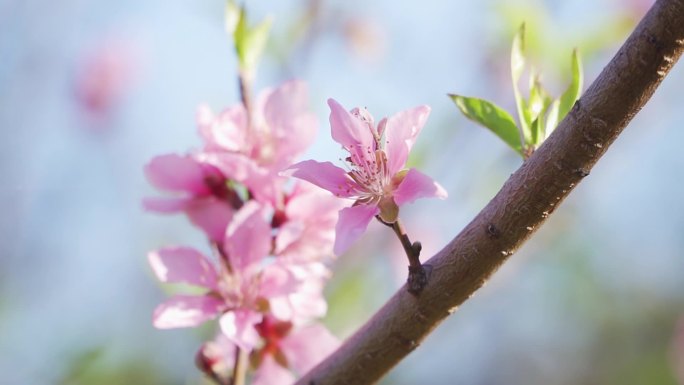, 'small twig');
230,346,248,385
238,69,254,128
376,216,429,295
